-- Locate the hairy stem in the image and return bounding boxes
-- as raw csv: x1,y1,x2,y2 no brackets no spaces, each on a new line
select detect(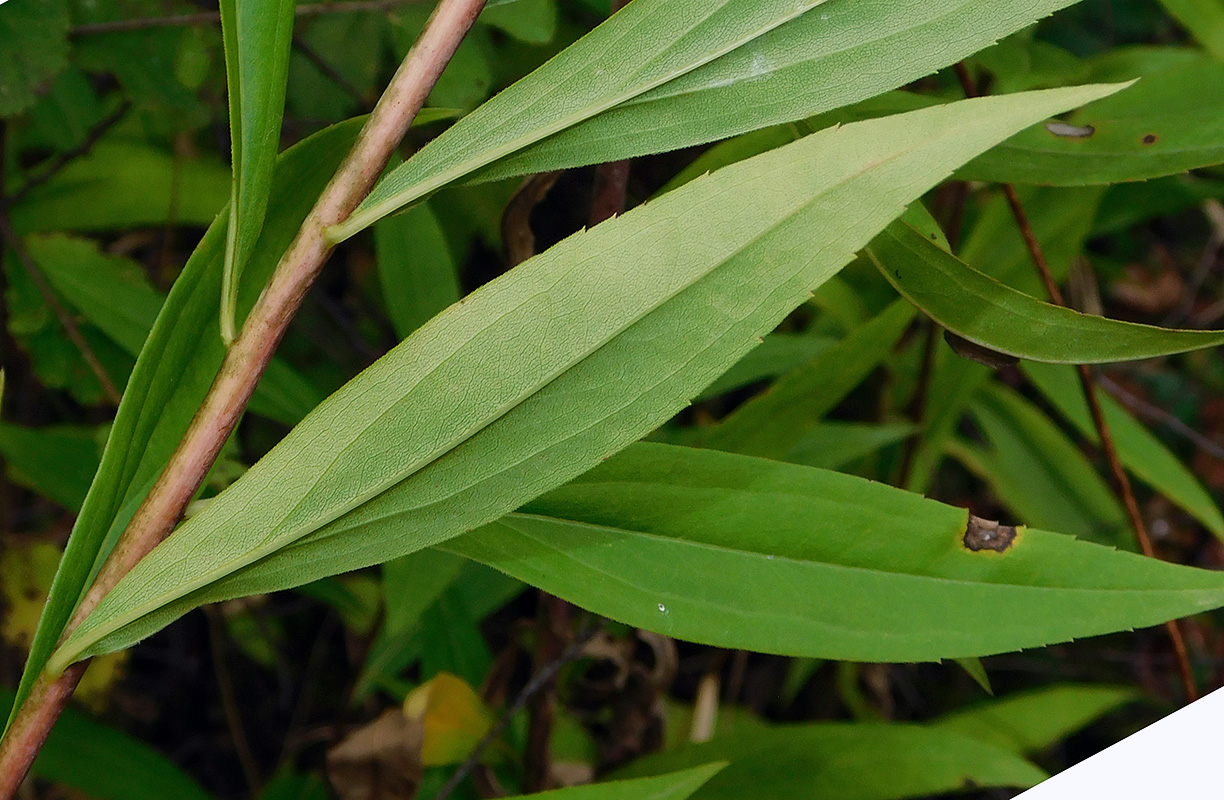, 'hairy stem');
0,1,487,793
